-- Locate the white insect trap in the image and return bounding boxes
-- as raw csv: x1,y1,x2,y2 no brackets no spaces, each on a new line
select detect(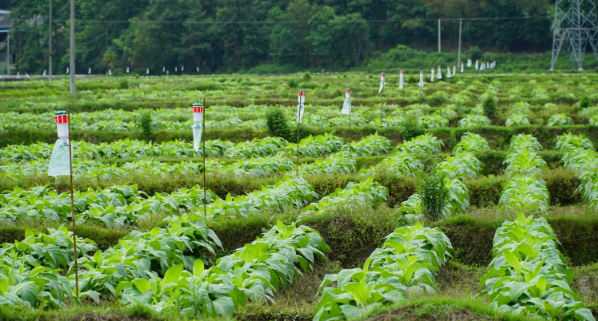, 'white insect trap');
378,73,385,93
297,90,306,123
437,66,442,80
430,68,435,82
399,71,404,89
342,88,351,115
446,66,452,78
48,109,72,177
419,71,424,87
192,102,204,152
